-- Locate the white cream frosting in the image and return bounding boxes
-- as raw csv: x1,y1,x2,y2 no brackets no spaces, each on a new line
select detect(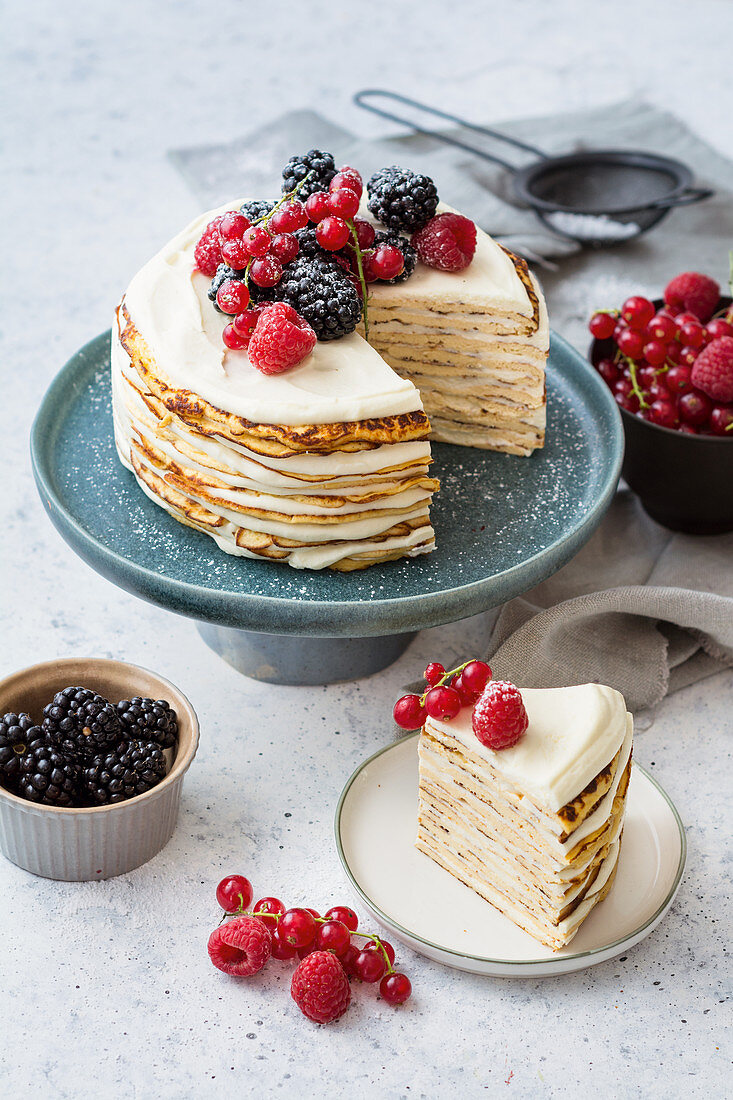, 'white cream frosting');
431,683,629,813
122,201,424,426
